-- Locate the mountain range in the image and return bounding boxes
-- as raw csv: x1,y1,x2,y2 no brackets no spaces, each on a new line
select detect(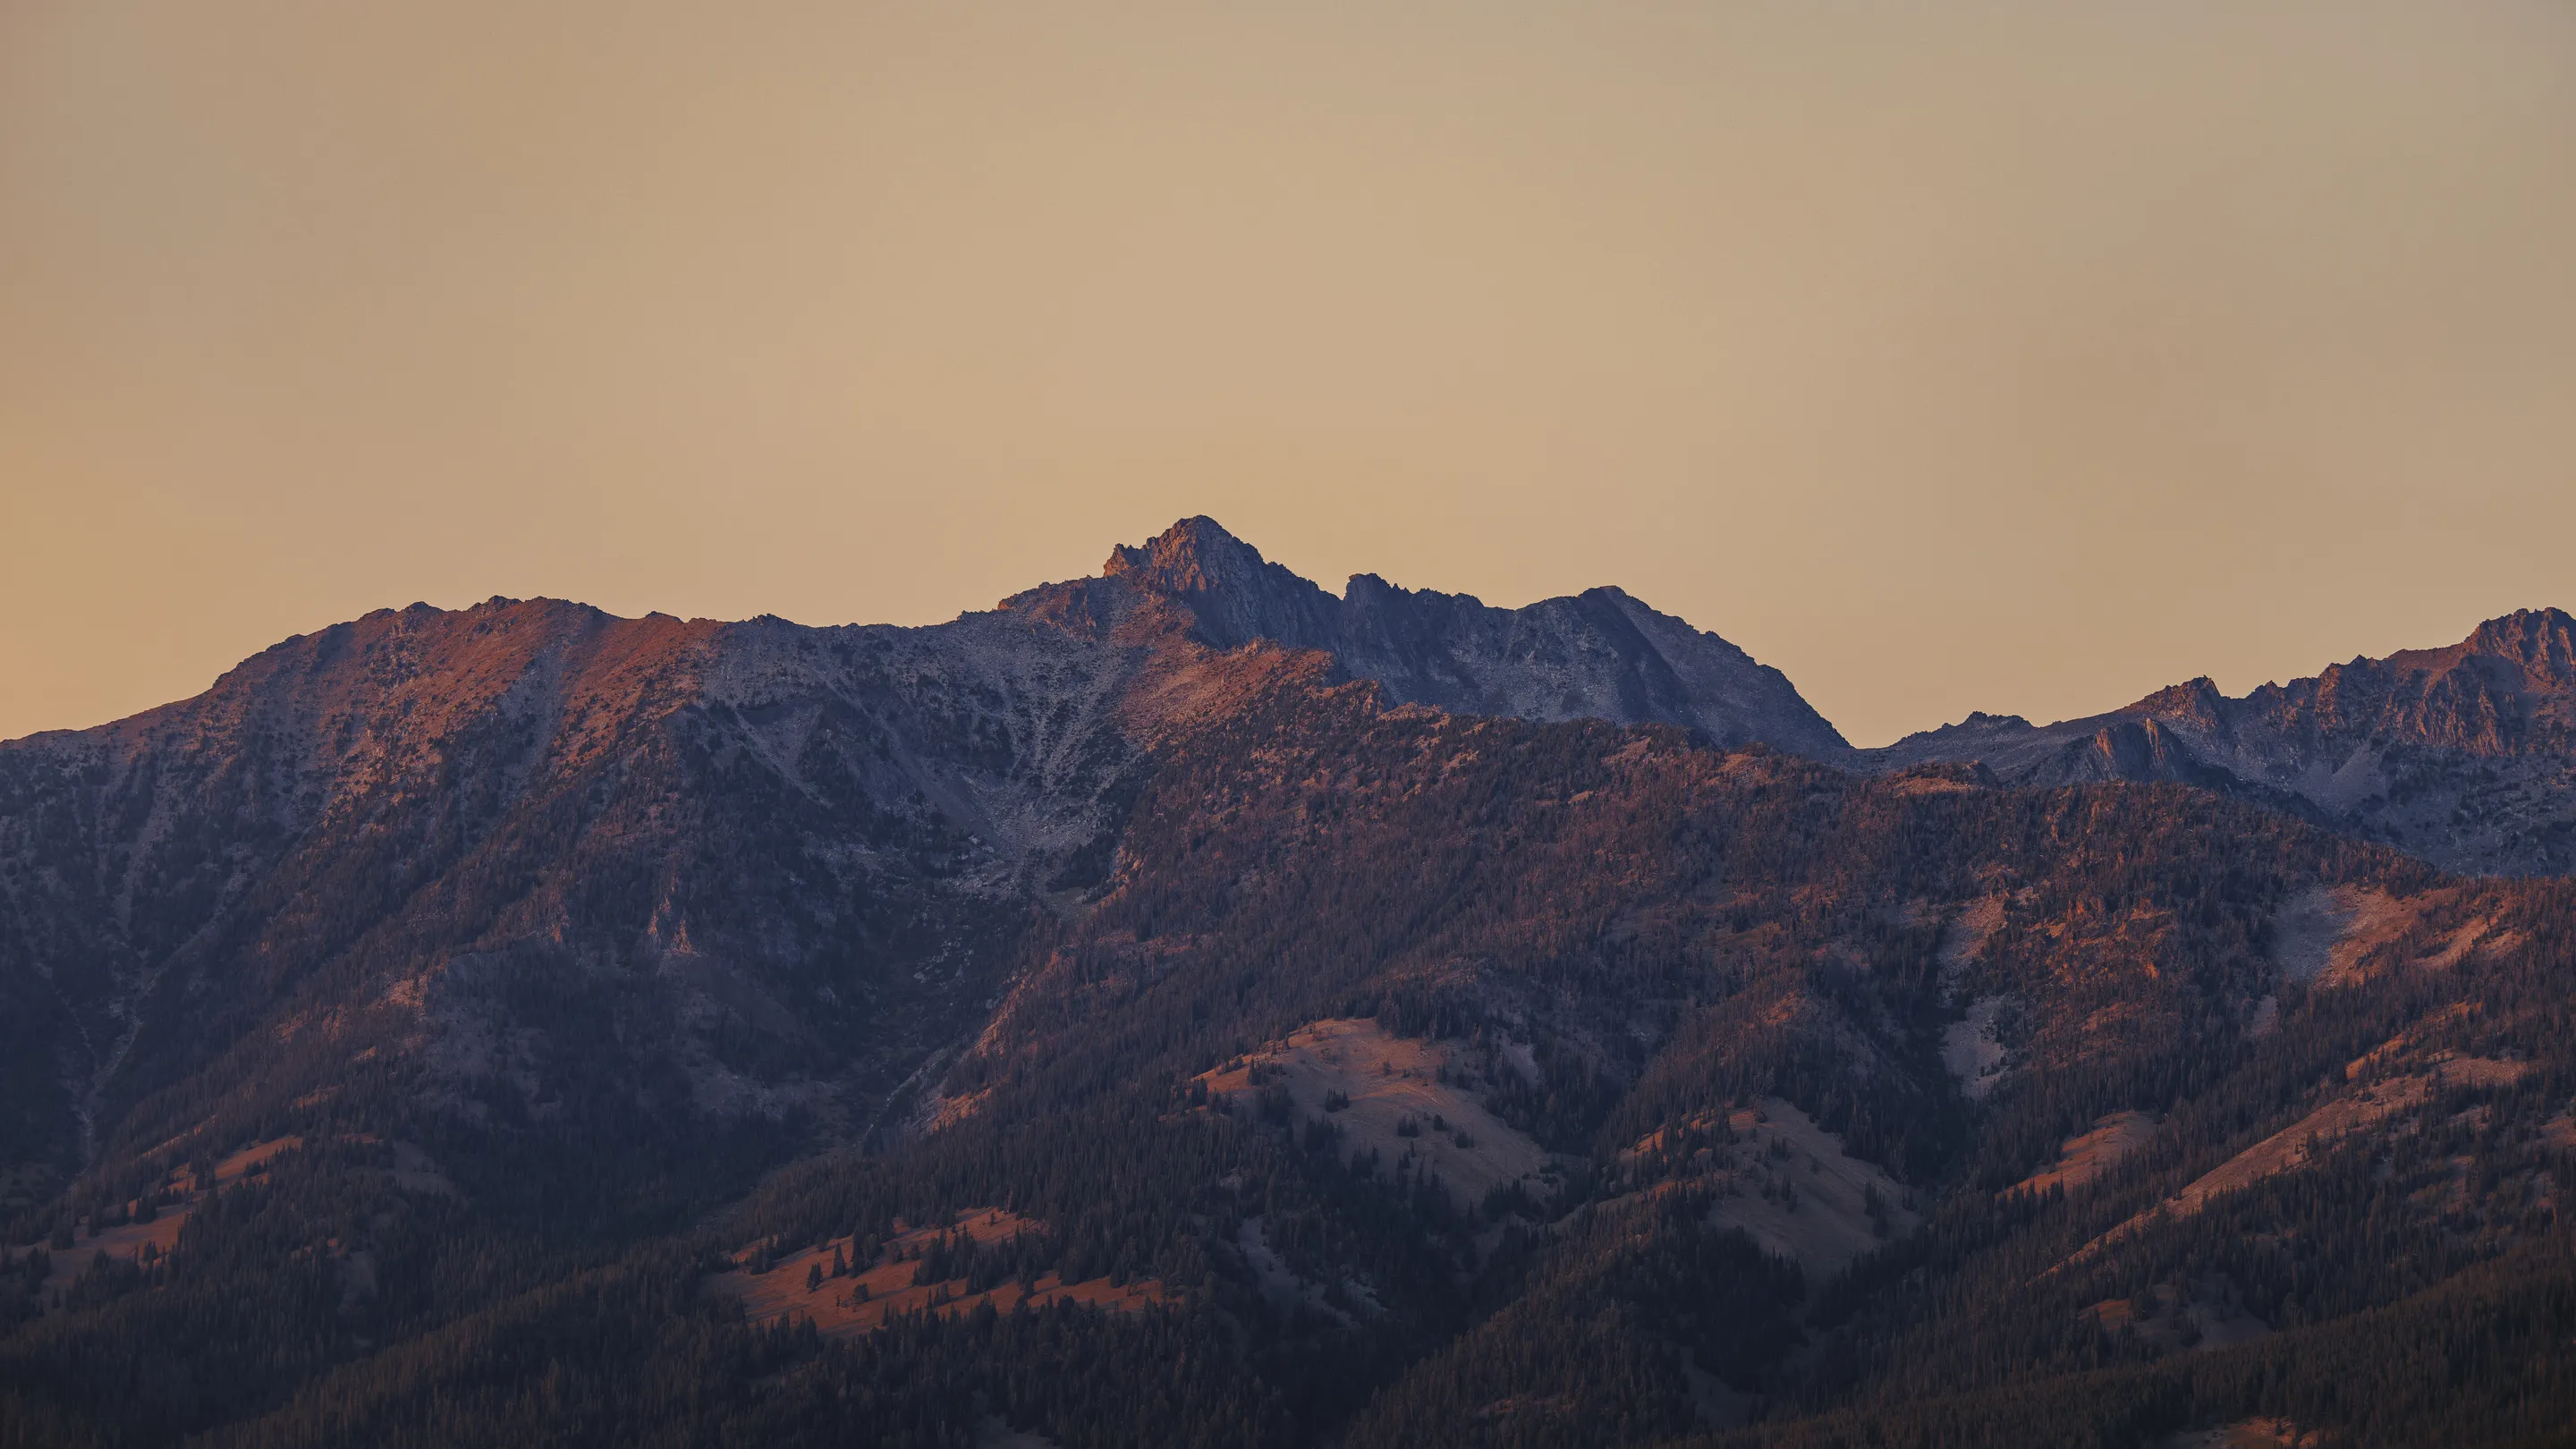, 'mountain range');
1870,607,2576,877
0,516,1855,1192
3,517,2572,1449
